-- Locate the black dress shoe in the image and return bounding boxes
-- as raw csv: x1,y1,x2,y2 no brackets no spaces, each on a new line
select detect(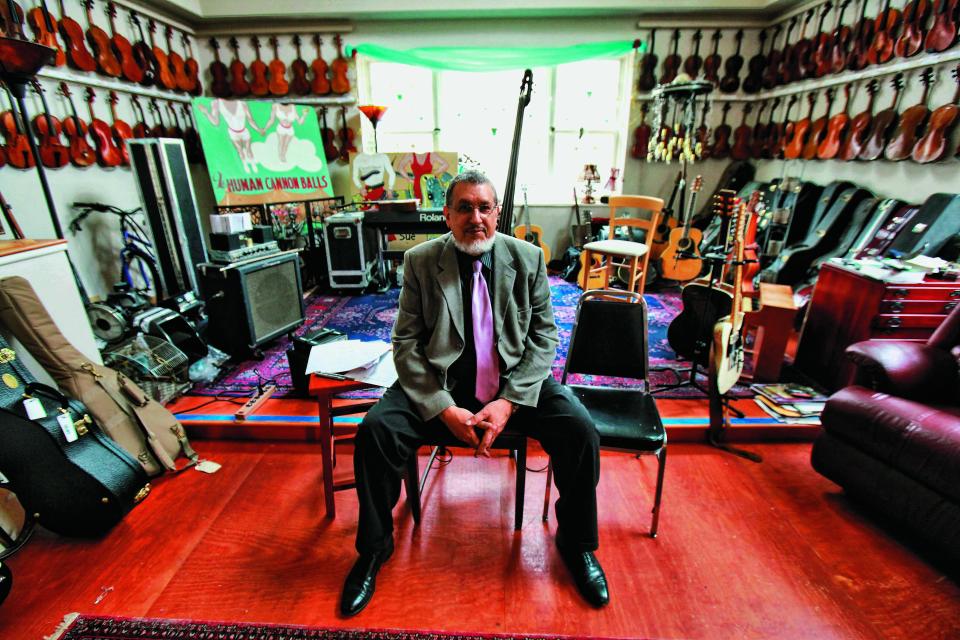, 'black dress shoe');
556,541,609,607
339,547,393,617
